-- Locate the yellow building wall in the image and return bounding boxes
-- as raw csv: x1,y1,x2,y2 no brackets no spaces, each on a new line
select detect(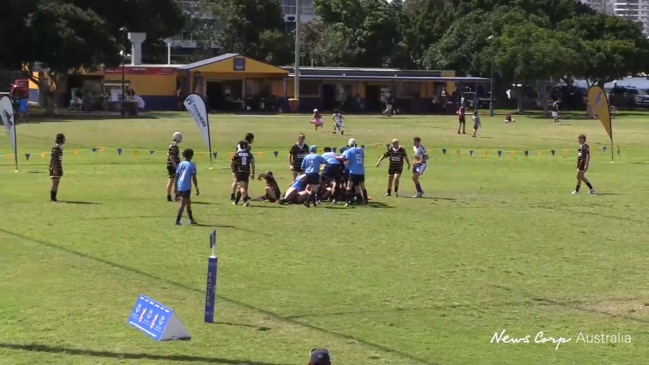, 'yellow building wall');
192,57,288,76
441,70,456,93
199,72,285,80
104,74,176,96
